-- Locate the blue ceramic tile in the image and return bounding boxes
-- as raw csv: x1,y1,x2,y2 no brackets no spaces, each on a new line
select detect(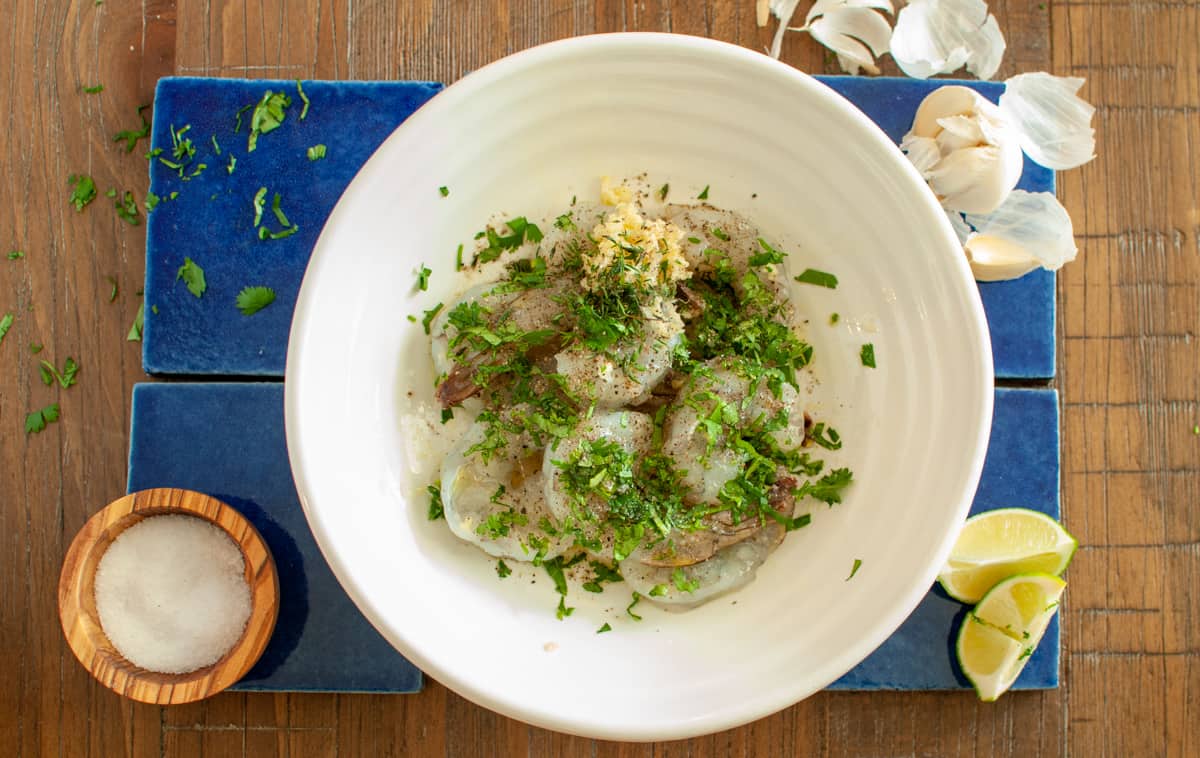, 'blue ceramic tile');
143,78,442,377
144,76,1053,379
831,387,1061,690
127,382,423,693
817,76,1057,380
